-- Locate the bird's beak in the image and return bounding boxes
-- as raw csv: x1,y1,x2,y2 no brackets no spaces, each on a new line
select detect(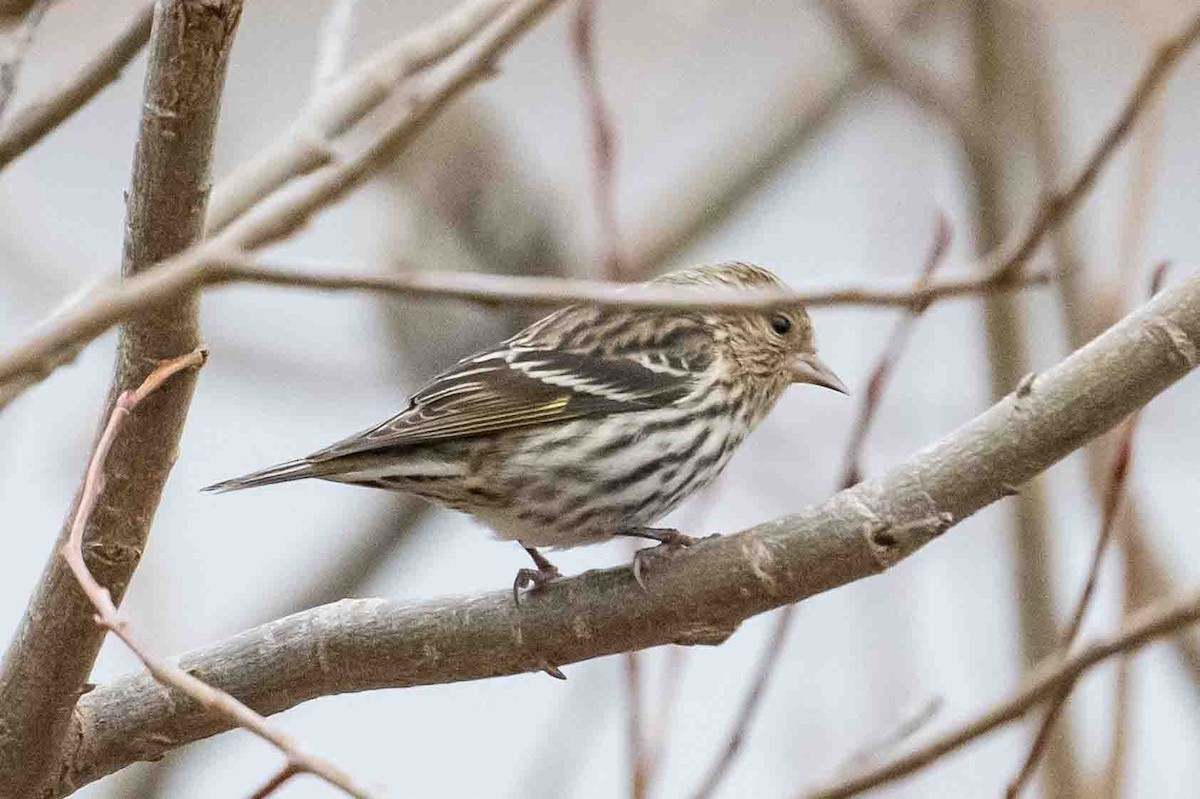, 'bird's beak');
791,353,848,394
